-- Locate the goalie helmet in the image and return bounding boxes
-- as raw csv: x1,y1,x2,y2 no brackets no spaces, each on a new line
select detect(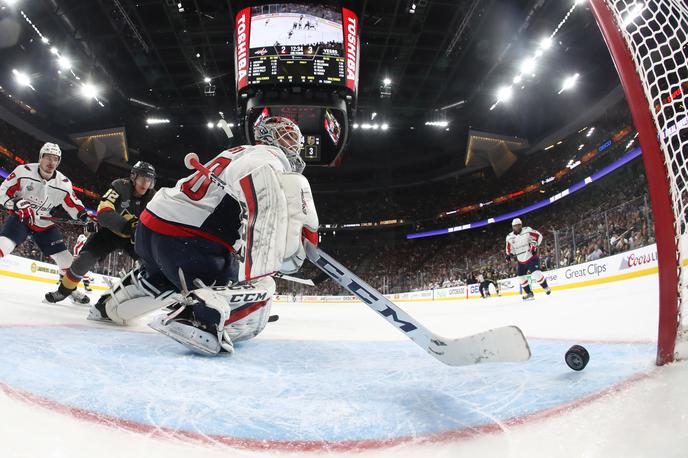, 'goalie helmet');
39,142,62,161
131,161,156,188
253,116,305,173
